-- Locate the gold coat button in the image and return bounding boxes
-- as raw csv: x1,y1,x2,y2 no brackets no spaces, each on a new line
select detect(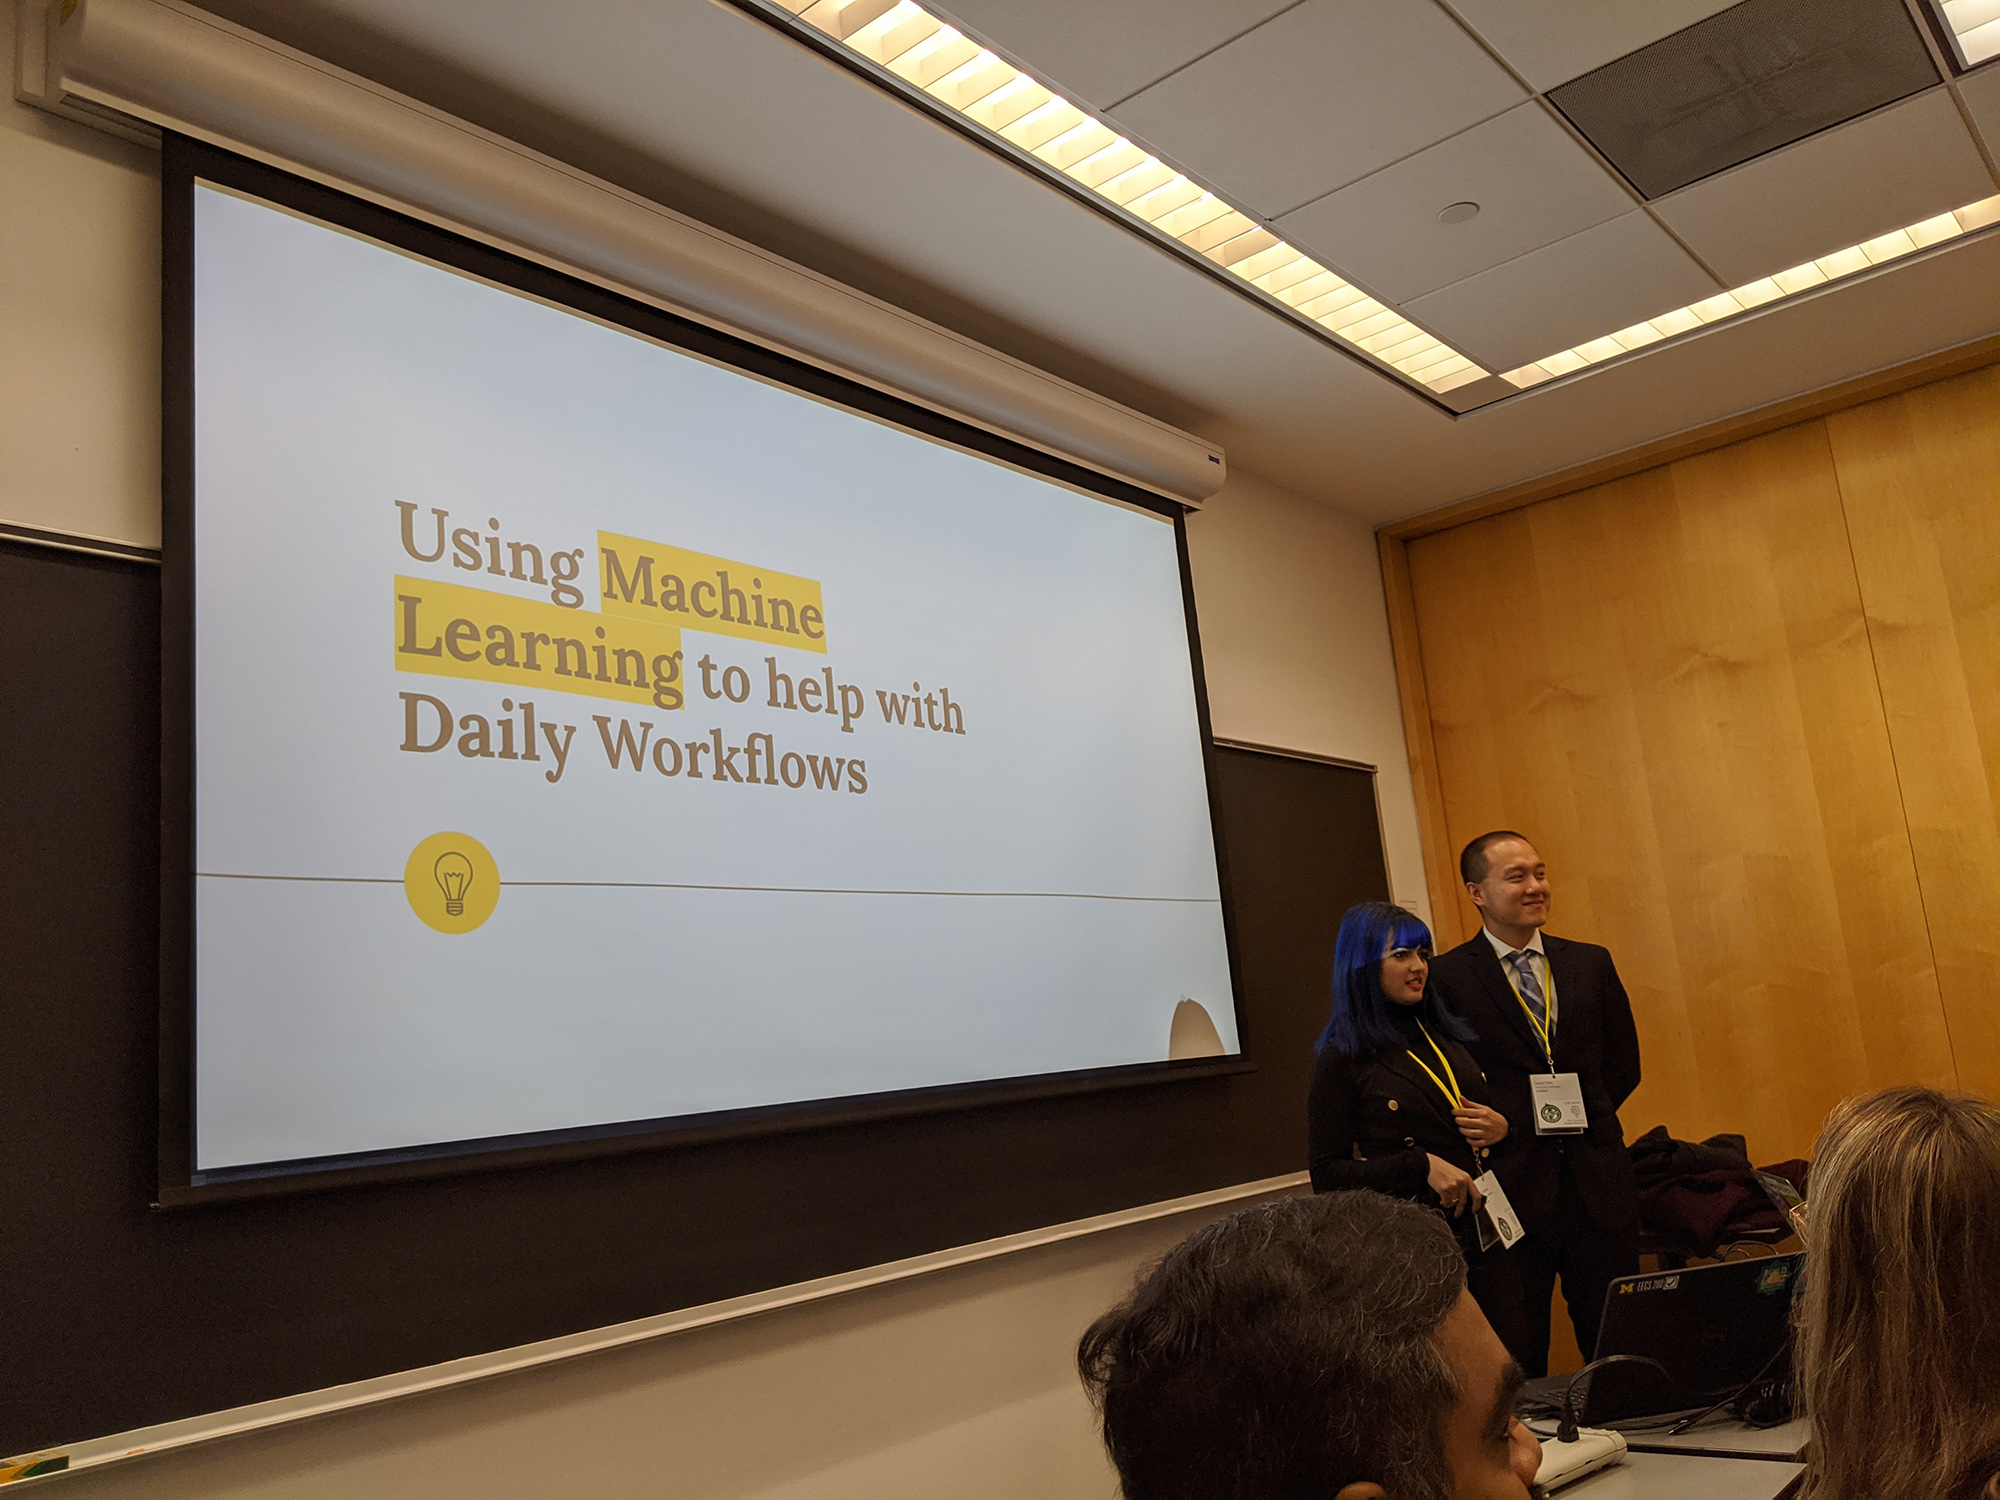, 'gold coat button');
1404,1137,1416,1147
1387,1098,1400,1111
